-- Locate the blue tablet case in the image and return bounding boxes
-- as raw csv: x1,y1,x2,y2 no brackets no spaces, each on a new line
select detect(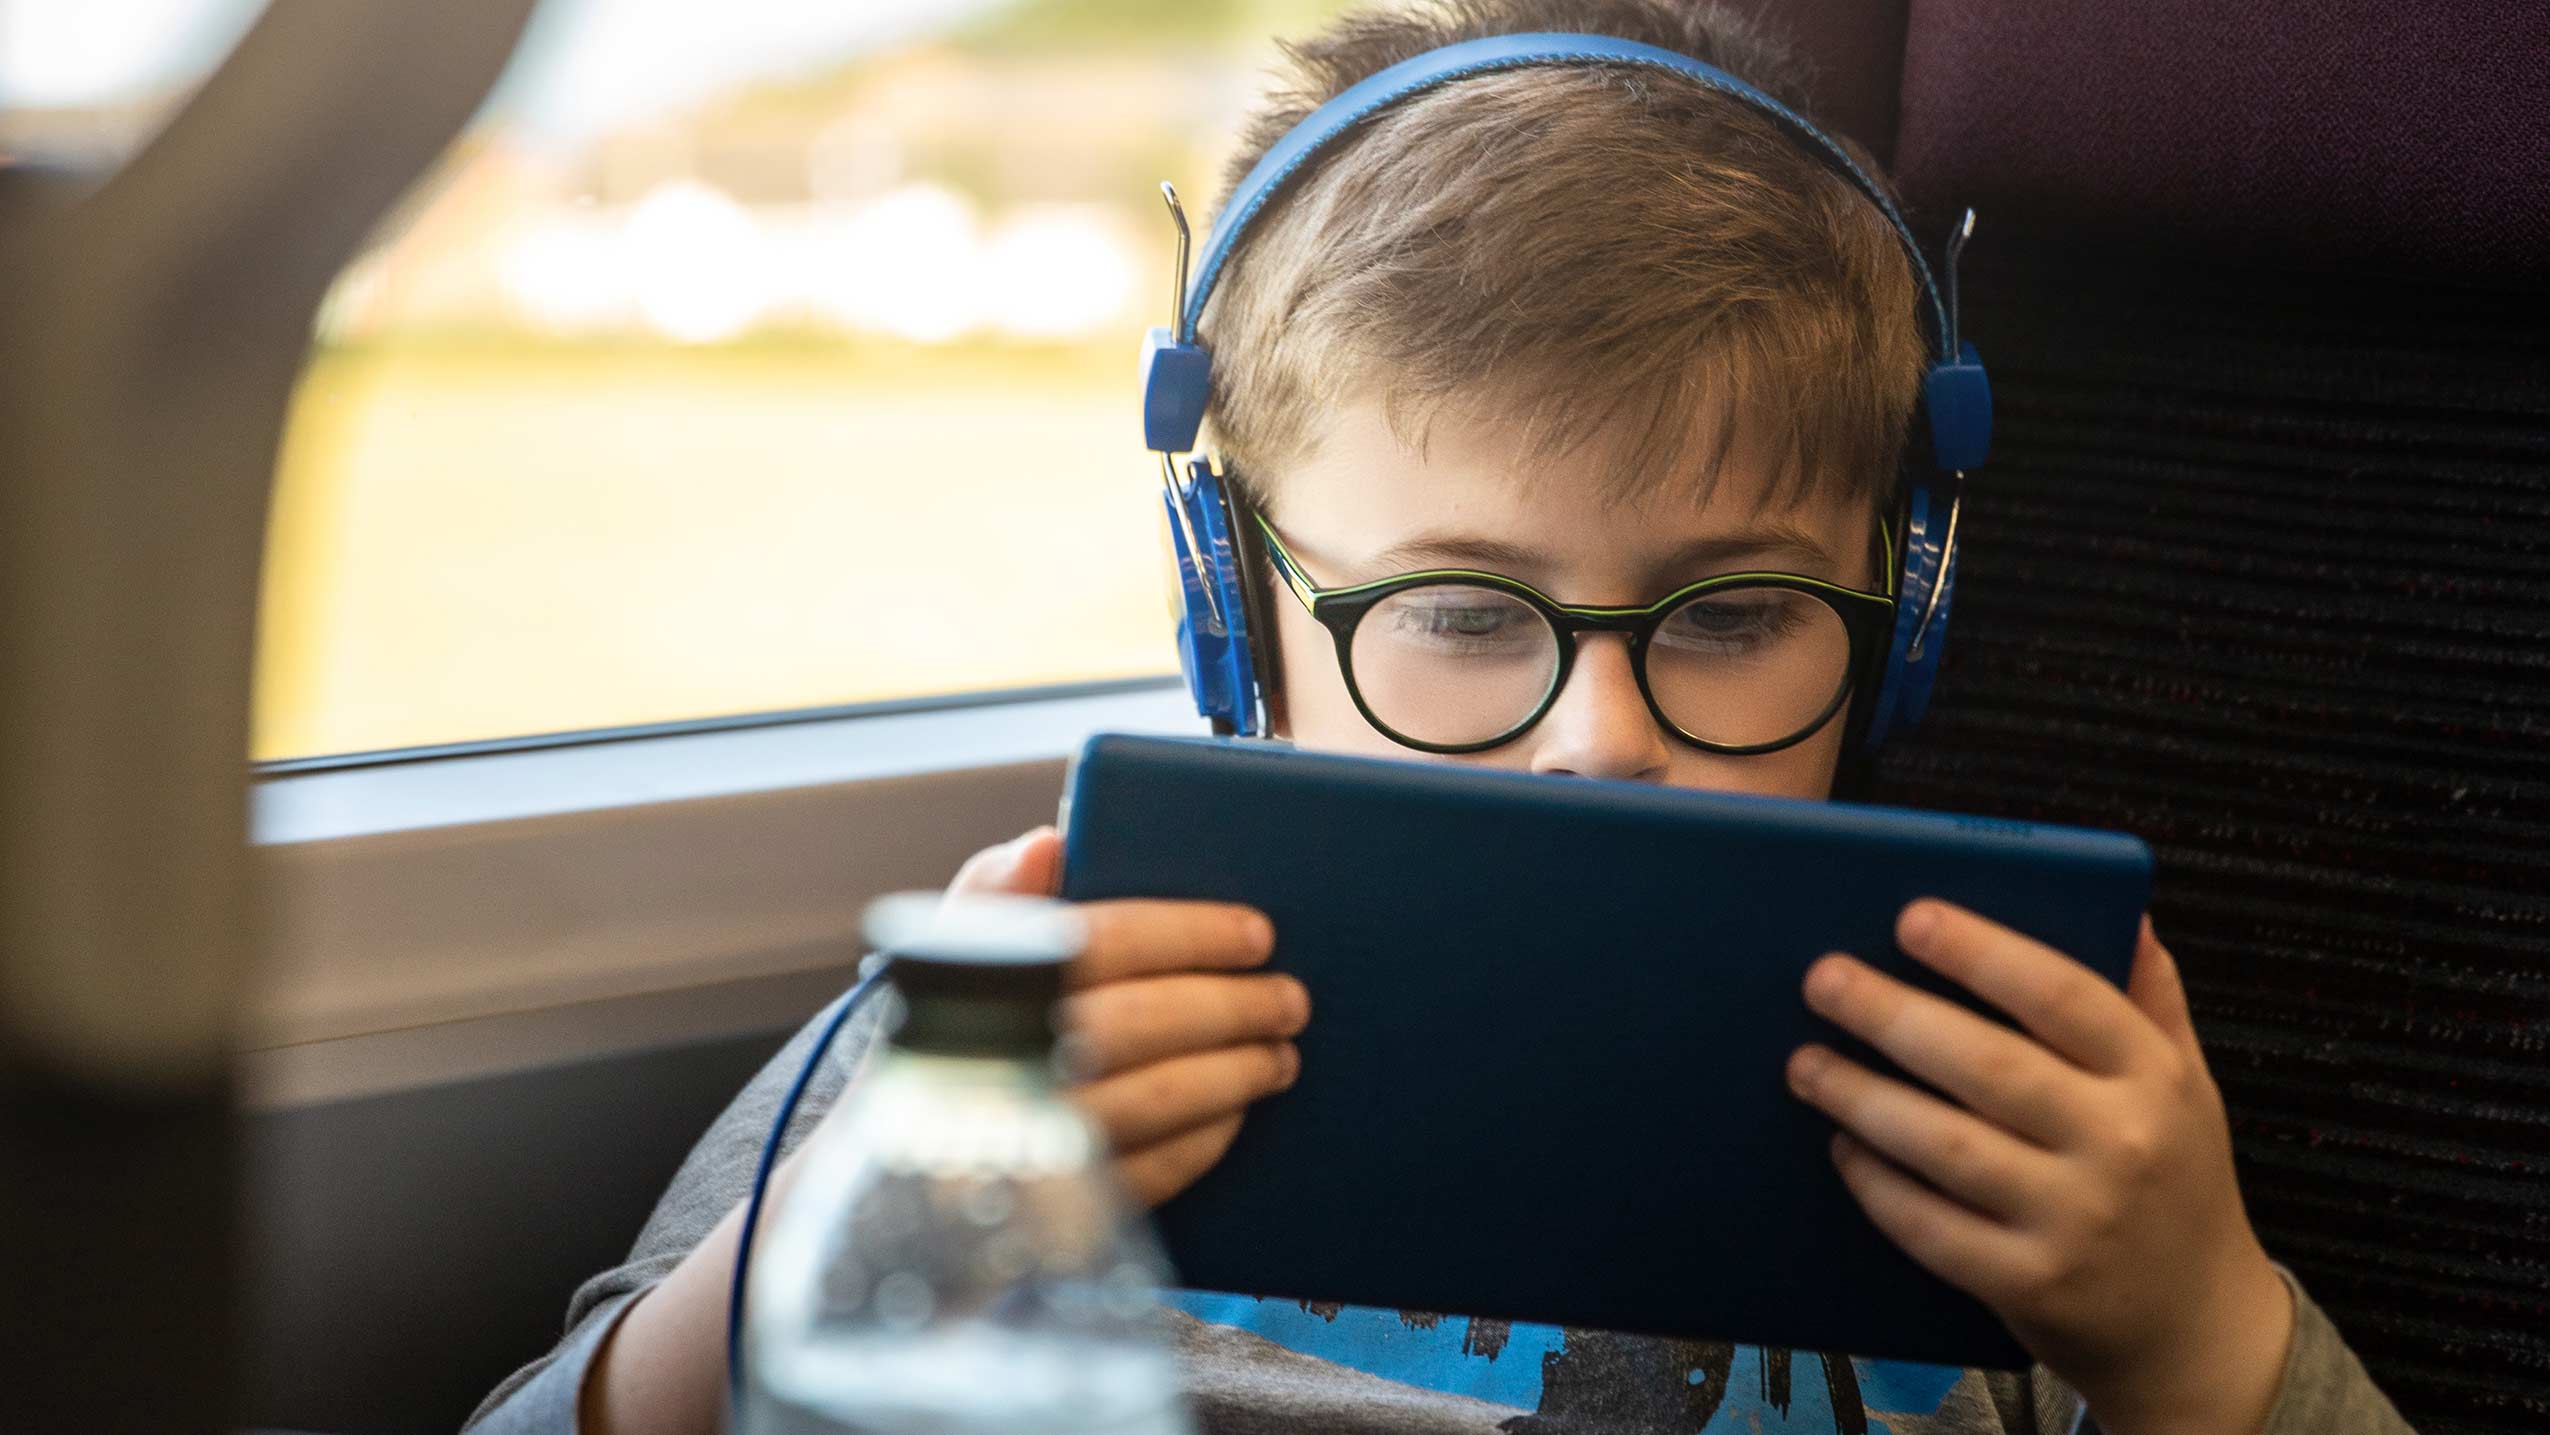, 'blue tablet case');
1057,733,2153,1370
